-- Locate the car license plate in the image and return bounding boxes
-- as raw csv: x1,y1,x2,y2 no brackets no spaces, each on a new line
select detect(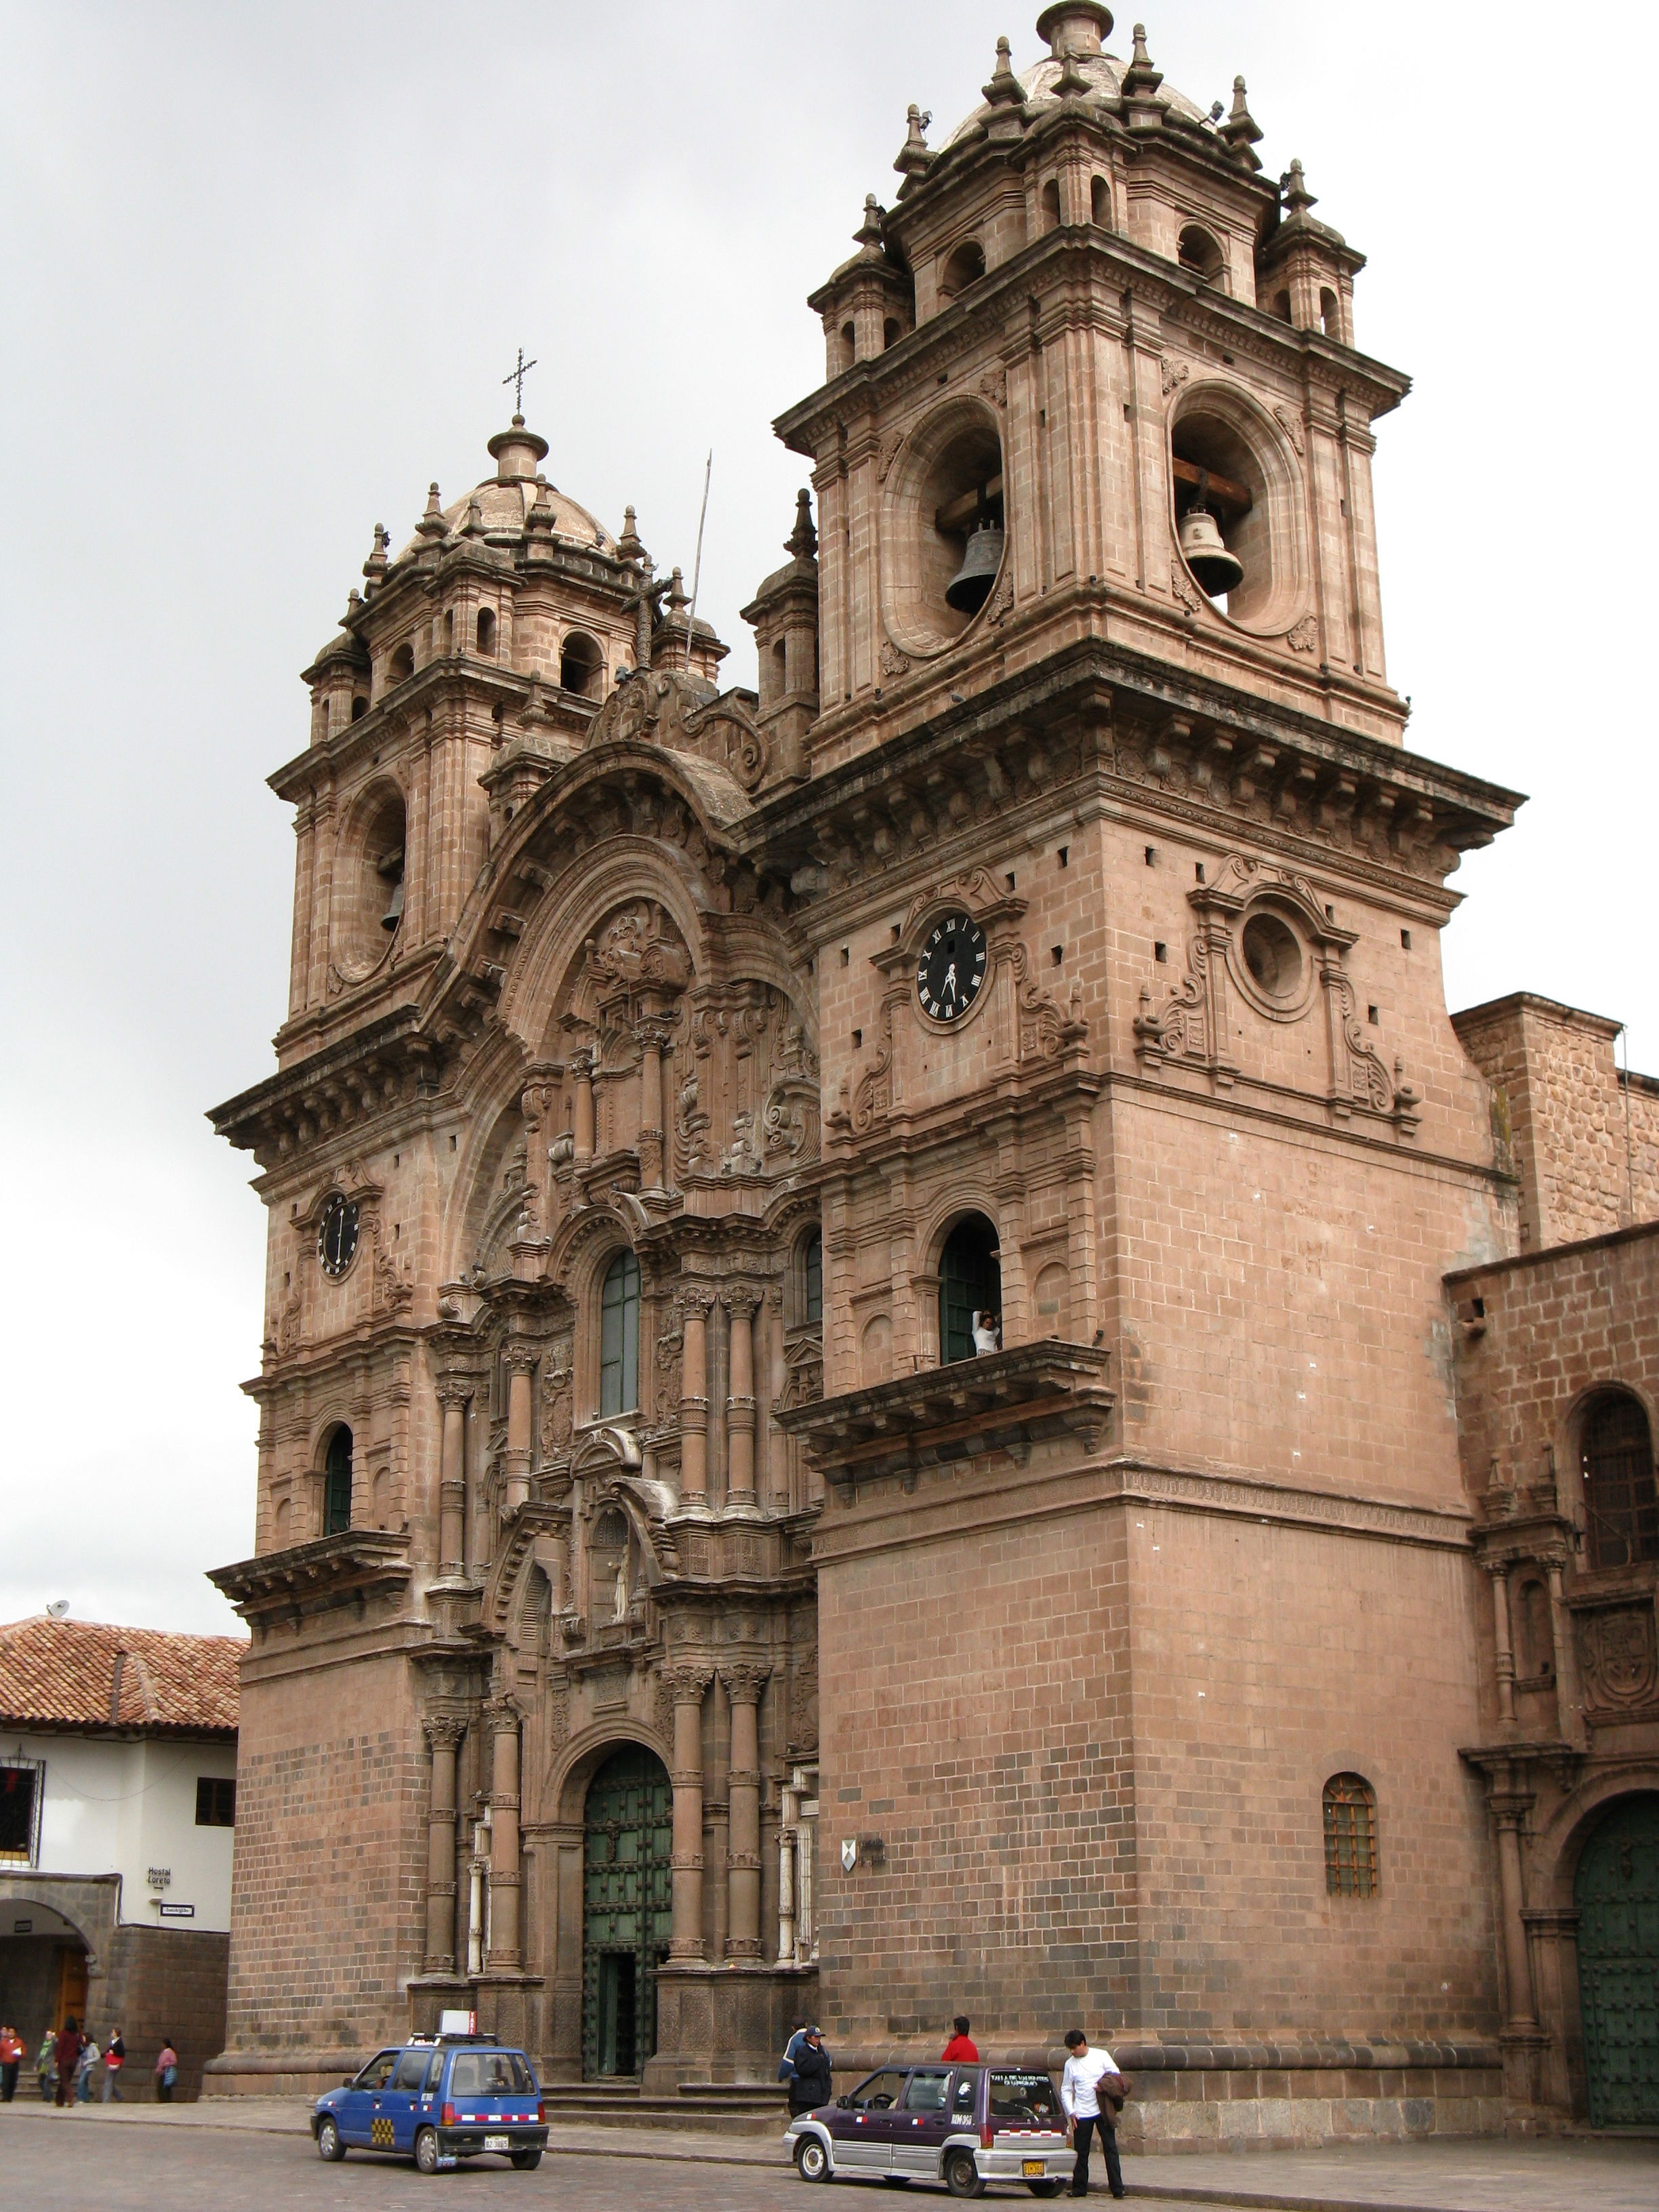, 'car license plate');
1023,2159,1045,2177
484,2133,510,2152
